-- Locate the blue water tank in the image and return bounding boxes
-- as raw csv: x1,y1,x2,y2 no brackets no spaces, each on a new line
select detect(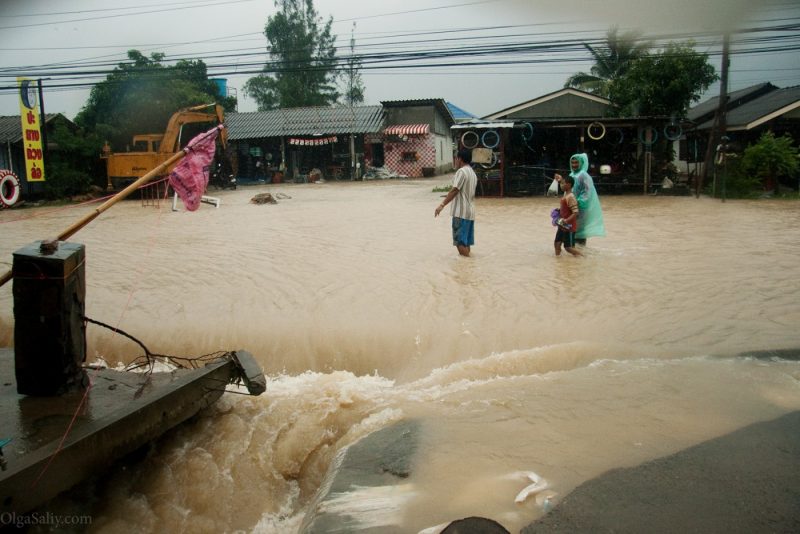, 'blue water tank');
210,78,227,97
